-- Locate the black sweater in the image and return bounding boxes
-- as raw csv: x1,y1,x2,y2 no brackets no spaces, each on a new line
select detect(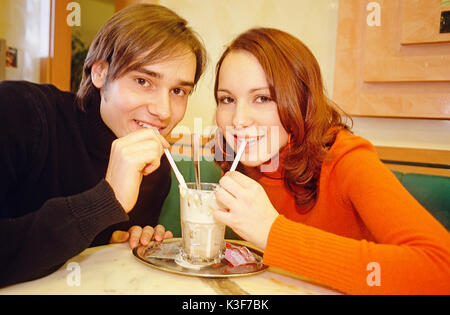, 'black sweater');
0,81,171,287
